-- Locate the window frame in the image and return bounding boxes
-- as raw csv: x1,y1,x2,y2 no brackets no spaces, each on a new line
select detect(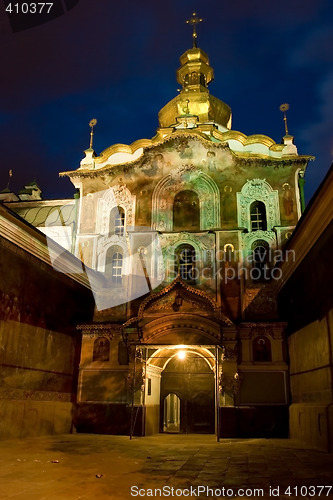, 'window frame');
250,201,267,231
